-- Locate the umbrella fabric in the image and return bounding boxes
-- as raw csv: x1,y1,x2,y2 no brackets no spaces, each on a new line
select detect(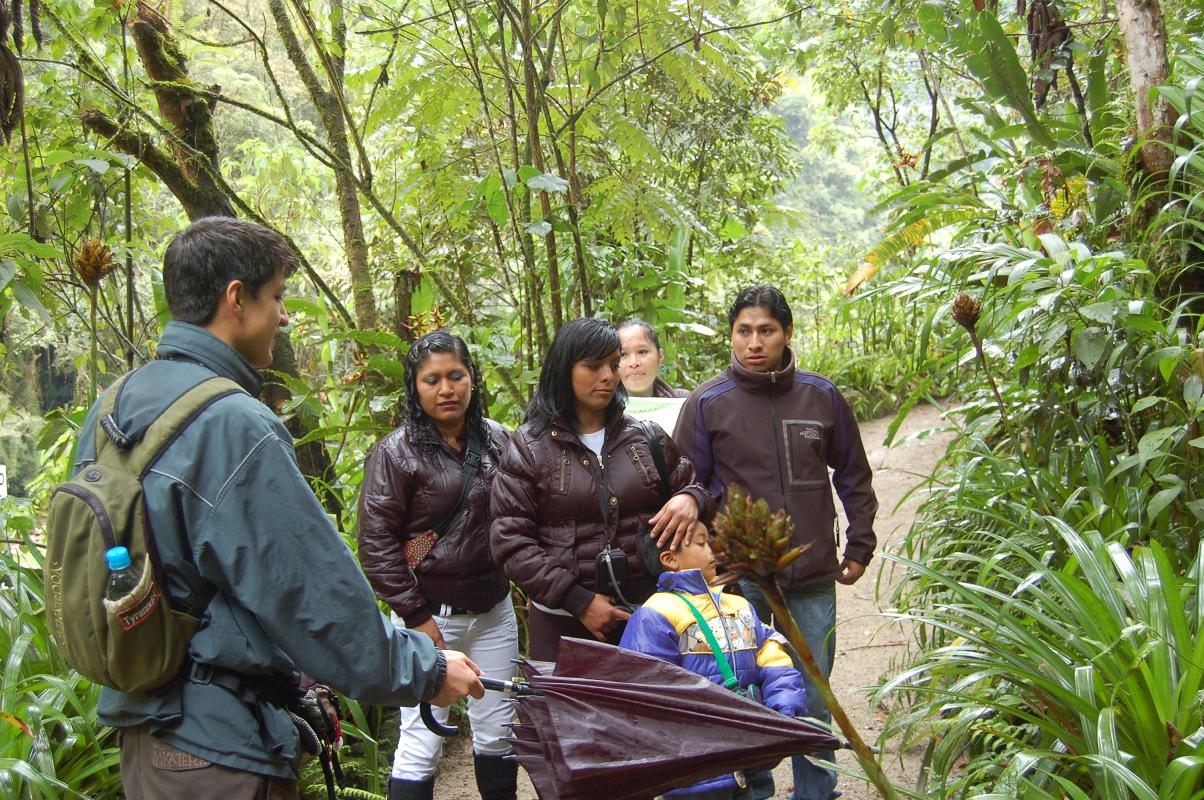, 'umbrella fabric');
510,638,839,800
